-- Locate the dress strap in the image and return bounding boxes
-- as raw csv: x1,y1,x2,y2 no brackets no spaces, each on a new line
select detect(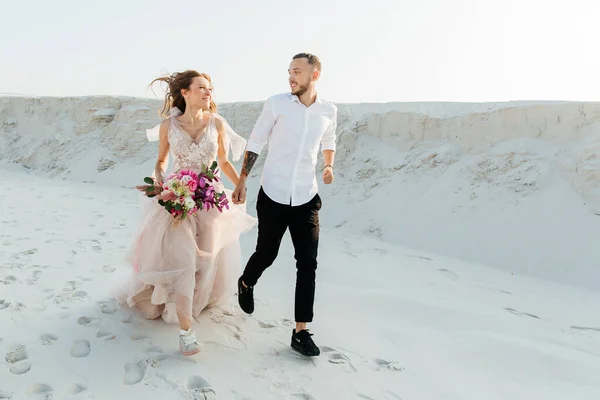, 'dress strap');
146,107,183,142
213,114,247,161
